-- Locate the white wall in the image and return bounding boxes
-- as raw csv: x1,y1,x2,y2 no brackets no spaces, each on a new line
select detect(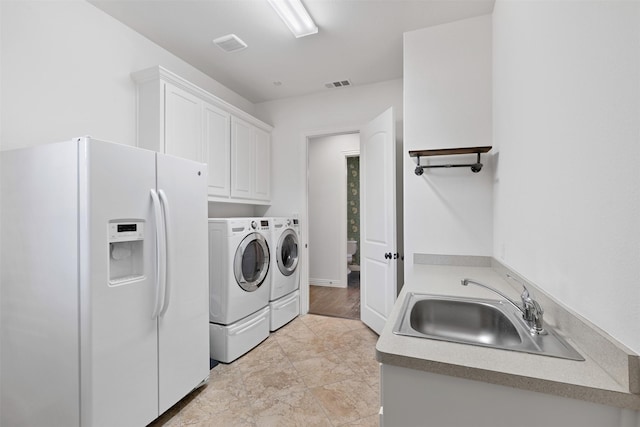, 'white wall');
403,15,493,277
492,1,640,353
308,133,359,287
255,79,403,217
254,79,403,310
207,202,257,219
0,0,255,151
